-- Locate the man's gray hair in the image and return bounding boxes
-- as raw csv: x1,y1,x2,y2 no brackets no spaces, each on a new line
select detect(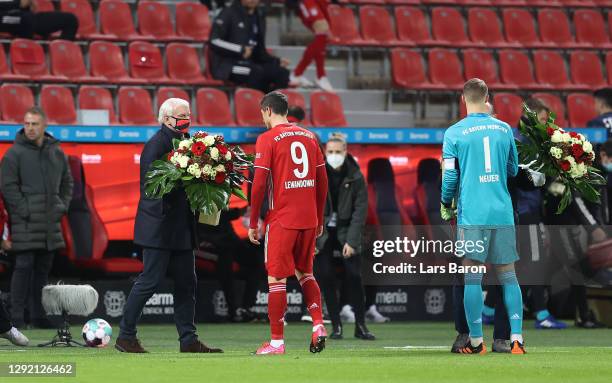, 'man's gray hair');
158,98,190,125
